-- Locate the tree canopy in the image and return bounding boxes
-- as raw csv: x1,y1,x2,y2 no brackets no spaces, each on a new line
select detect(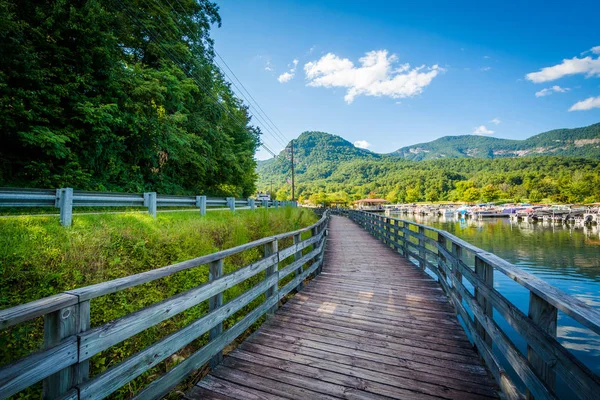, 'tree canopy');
0,0,260,196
